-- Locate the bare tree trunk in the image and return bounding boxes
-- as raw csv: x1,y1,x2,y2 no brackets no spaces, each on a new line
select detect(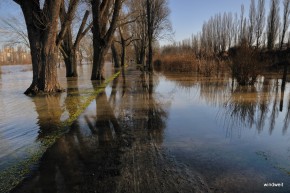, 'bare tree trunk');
146,0,153,72
120,38,126,67
14,0,79,95
17,0,63,95
91,46,106,80
267,0,280,50
60,9,91,77
256,0,266,48
91,0,122,80
111,42,120,68
61,29,78,77
26,44,62,95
